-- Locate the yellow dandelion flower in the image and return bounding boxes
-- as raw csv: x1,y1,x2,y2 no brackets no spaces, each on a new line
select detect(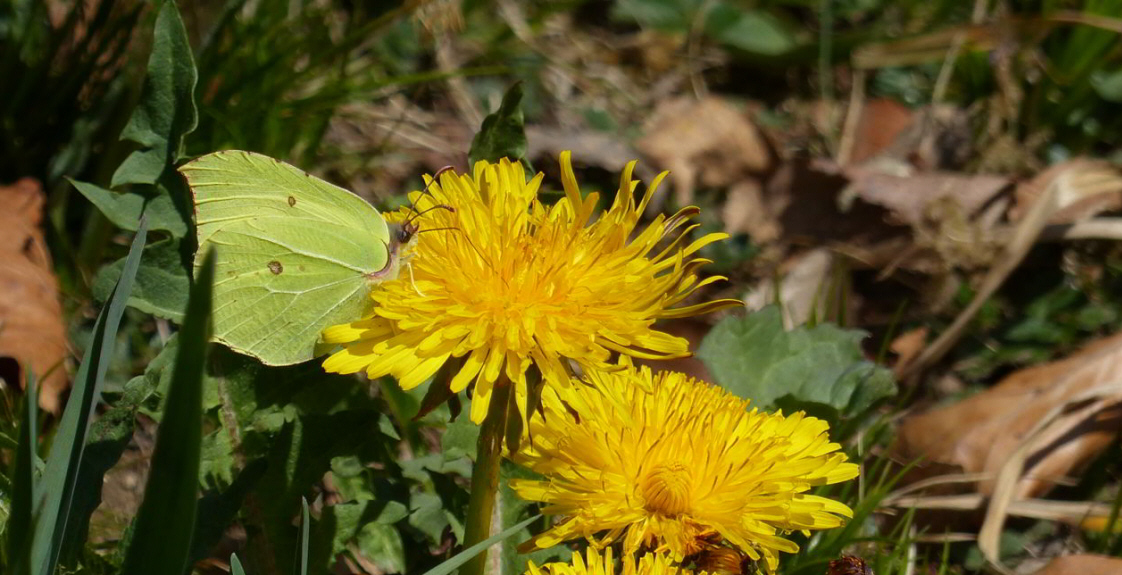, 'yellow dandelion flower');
527,548,700,575
321,152,740,423
511,366,860,573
